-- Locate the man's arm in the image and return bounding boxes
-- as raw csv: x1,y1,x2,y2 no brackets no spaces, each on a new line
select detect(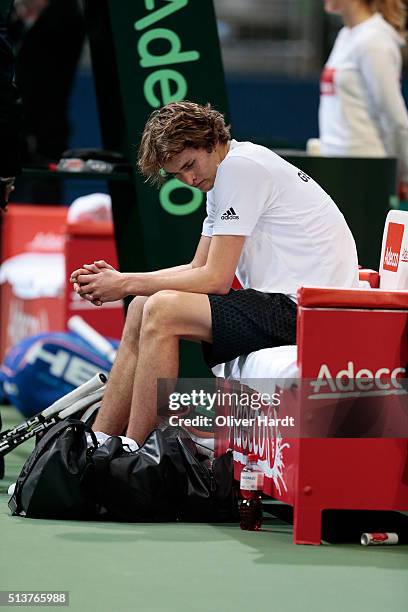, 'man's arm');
72,235,211,279
70,235,213,303
73,235,245,303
